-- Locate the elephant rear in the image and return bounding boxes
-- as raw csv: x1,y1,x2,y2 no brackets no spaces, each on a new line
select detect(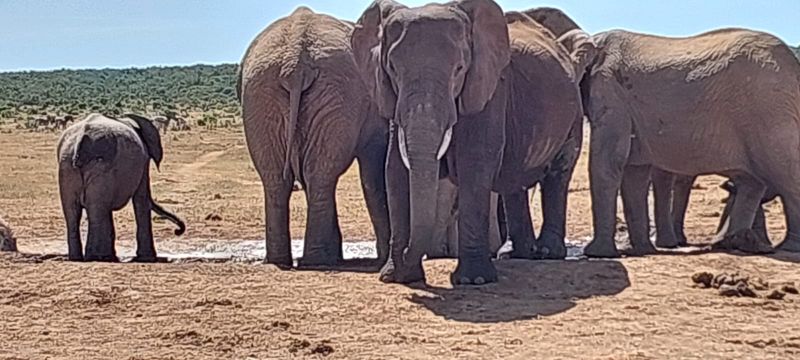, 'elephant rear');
239,7,369,187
